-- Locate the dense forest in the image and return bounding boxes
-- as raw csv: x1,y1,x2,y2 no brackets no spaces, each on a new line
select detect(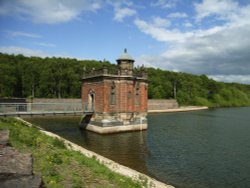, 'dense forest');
0,53,250,107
